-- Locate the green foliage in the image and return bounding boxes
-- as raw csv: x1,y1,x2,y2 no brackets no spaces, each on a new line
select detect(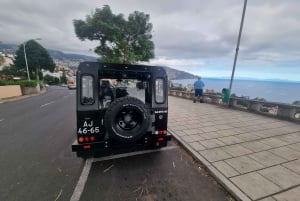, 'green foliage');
60,71,68,84
73,5,154,64
0,80,37,87
44,74,59,85
0,65,26,77
0,80,17,86
169,86,186,91
293,100,300,105
260,107,269,113
19,80,38,87
14,40,56,80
